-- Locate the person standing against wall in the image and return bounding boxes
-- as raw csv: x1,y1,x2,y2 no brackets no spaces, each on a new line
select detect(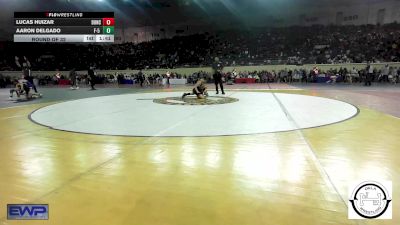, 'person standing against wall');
365,62,373,86
88,66,96,90
69,68,79,90
212,57,225,95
